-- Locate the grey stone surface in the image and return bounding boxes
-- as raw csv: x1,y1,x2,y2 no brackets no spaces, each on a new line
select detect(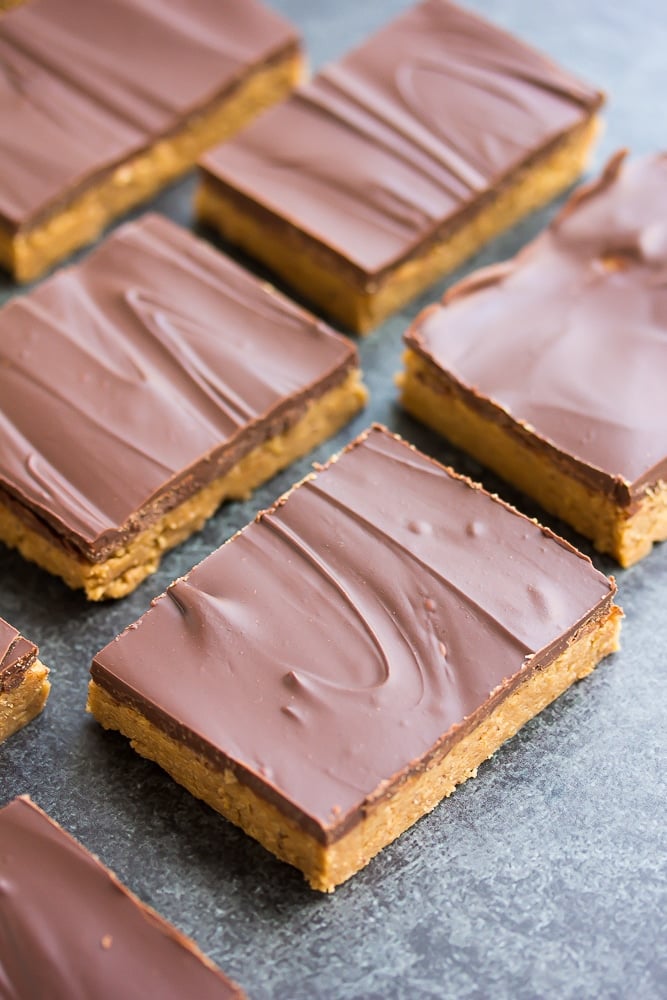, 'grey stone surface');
1,1,666,997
